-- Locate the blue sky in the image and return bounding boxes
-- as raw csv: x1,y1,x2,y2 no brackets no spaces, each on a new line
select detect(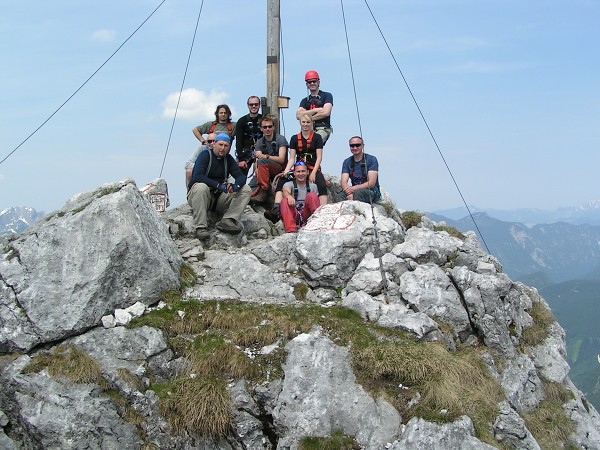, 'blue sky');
1,0,599,214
